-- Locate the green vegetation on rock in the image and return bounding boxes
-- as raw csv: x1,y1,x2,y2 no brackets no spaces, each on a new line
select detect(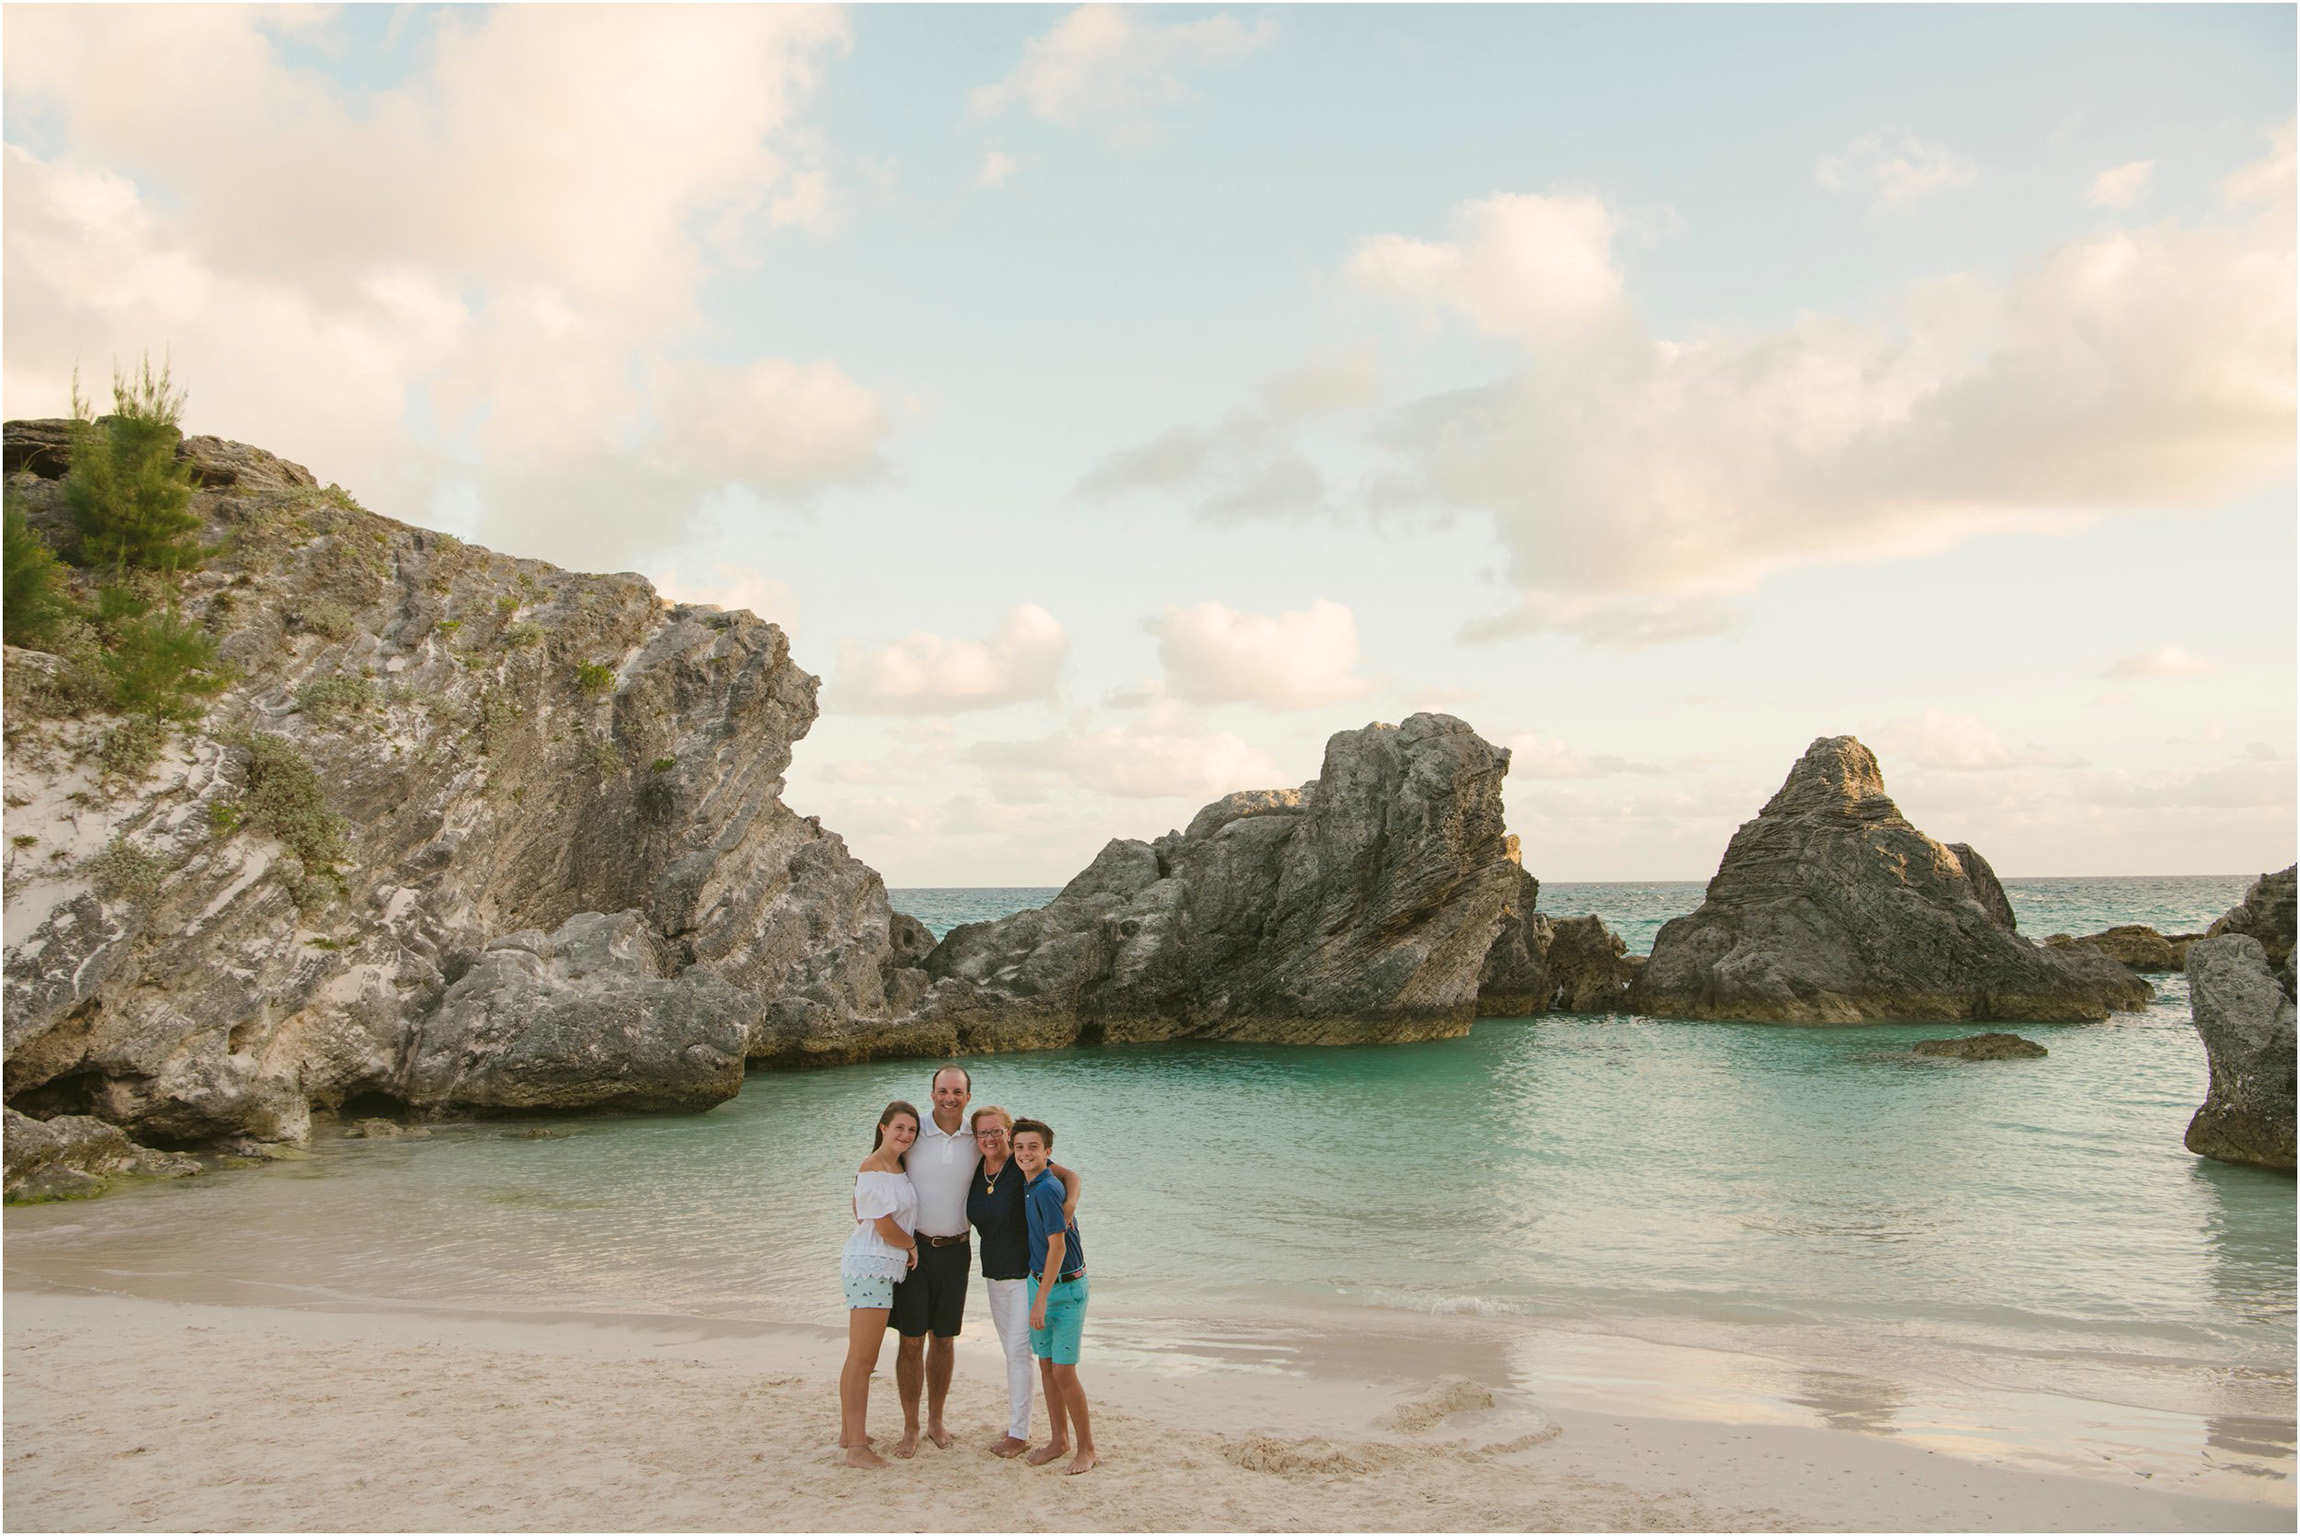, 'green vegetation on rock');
100,604,229,721
65,358,203,575
3,501,74,649
232,731,346,874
